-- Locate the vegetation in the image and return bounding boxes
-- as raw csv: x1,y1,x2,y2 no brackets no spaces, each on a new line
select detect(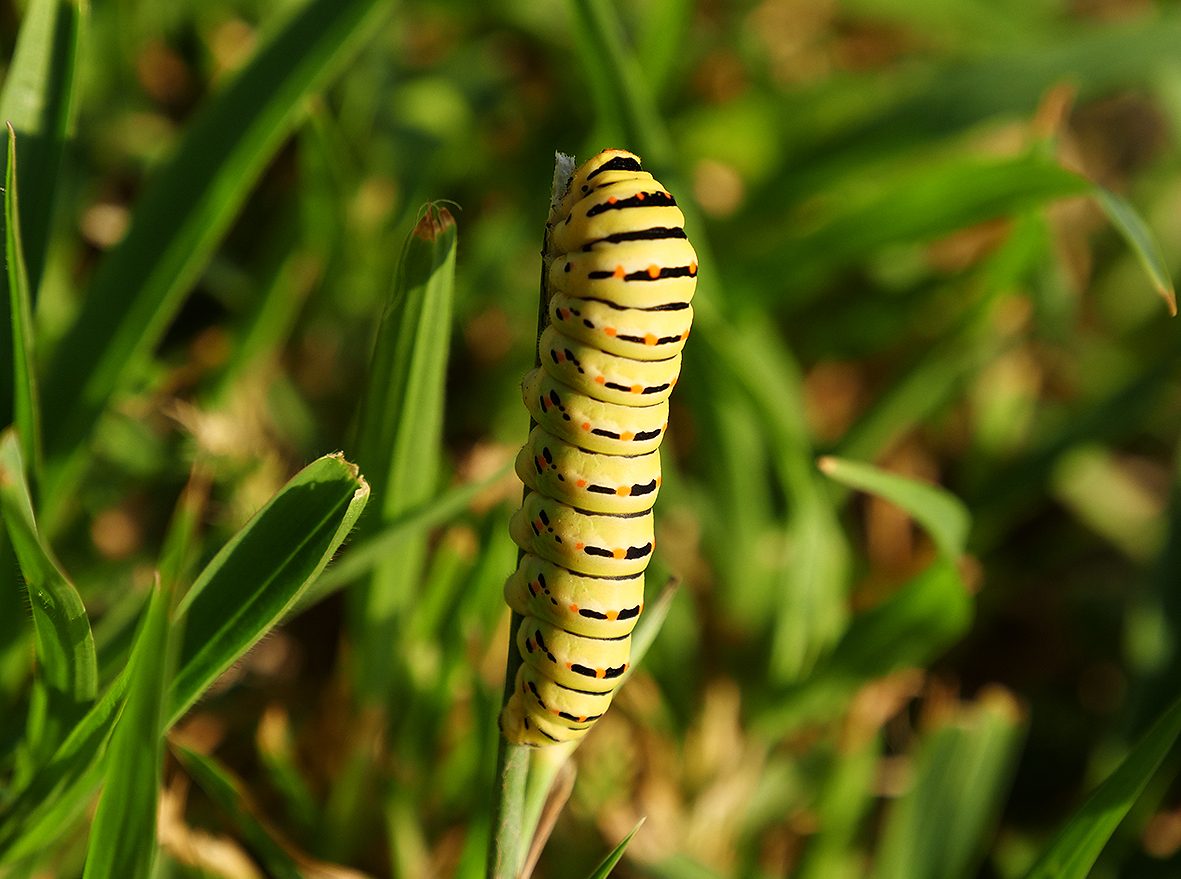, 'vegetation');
0,0,1179,877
